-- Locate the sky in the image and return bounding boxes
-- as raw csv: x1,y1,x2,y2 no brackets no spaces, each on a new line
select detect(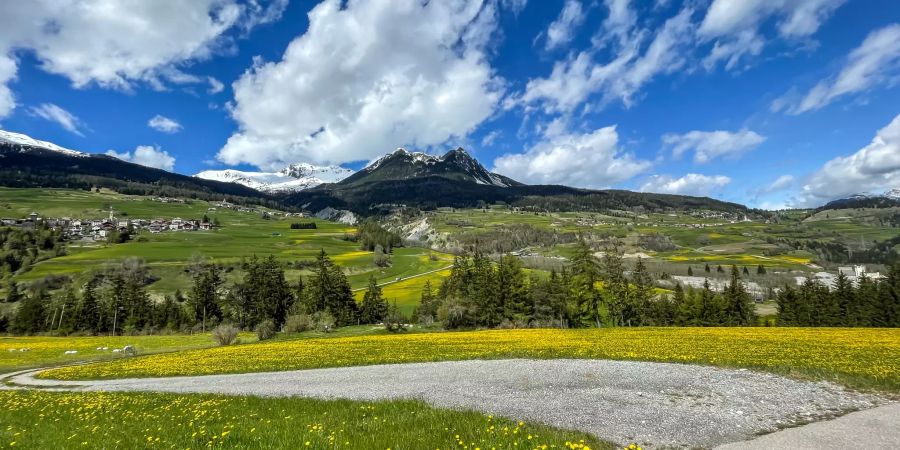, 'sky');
0,0,898,209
